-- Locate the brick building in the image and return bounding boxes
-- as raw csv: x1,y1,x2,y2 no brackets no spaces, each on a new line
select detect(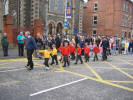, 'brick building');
0,0,4,47
83,0,133,37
